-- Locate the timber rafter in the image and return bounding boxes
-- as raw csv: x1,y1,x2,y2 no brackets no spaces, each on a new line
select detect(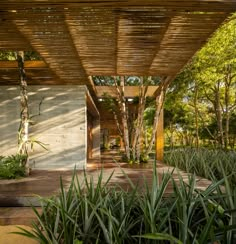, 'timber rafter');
0,0,236,101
